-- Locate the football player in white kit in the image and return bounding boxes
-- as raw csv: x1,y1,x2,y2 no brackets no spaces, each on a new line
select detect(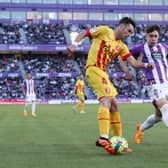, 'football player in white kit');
23,72,37,117
130,25,168,144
